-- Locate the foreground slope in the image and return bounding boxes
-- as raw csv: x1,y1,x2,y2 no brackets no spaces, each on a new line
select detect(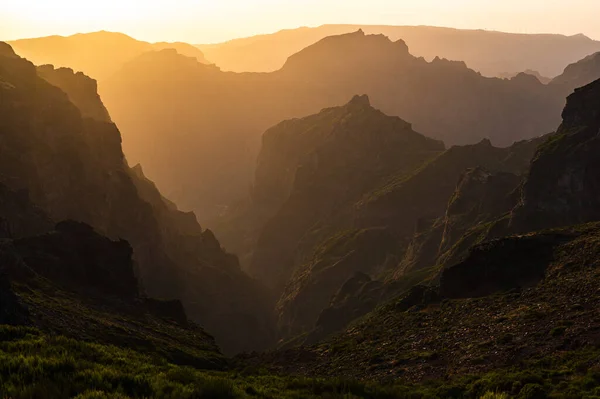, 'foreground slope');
0,42,273,354
198,24,600,77
1,218,224,368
